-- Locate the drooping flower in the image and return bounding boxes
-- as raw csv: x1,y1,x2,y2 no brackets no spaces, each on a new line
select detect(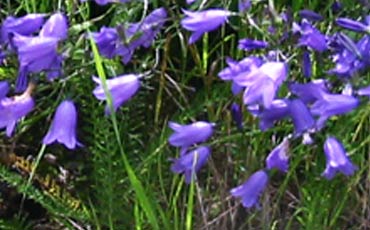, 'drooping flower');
1,14,45,44
170,146,210,184
322,137,357,180
168,121,214,148
92,74,140,114
289,99,315,135
236,62,288,108
294,20,328,52
39,12,68,40
251,99,290,131
0,83,35,137
238,38,268,51
336,17,370,33
230,170,269,208
42,100,81,149
266,138,289,172
310,93,359,129
289,79,329,104
181,9,231,44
